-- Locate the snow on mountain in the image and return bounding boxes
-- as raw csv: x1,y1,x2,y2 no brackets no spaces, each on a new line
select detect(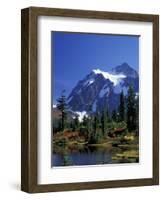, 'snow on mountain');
53,104,57,108
83,78,95,87
67,63,139,112
75,111,88,122
92,69,126,86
